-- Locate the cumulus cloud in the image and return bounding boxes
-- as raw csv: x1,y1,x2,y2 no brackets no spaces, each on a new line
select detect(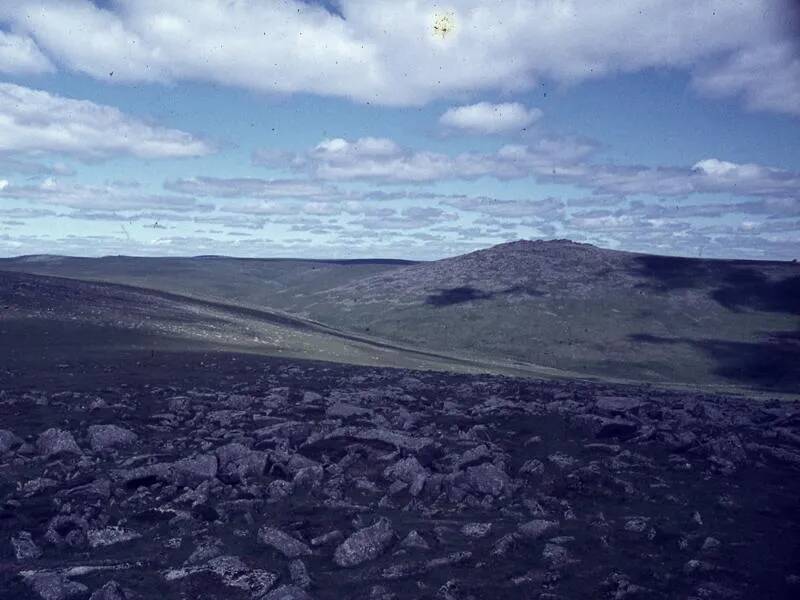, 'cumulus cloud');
262,136,800,205
350,206,458,230
1,1,797,113
0,179,214,211
0,30,53,74
165,177,336,200
693,41,800,116
265,135,595,183
439,102,542,134
441,196,565,219
0,83,212,159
